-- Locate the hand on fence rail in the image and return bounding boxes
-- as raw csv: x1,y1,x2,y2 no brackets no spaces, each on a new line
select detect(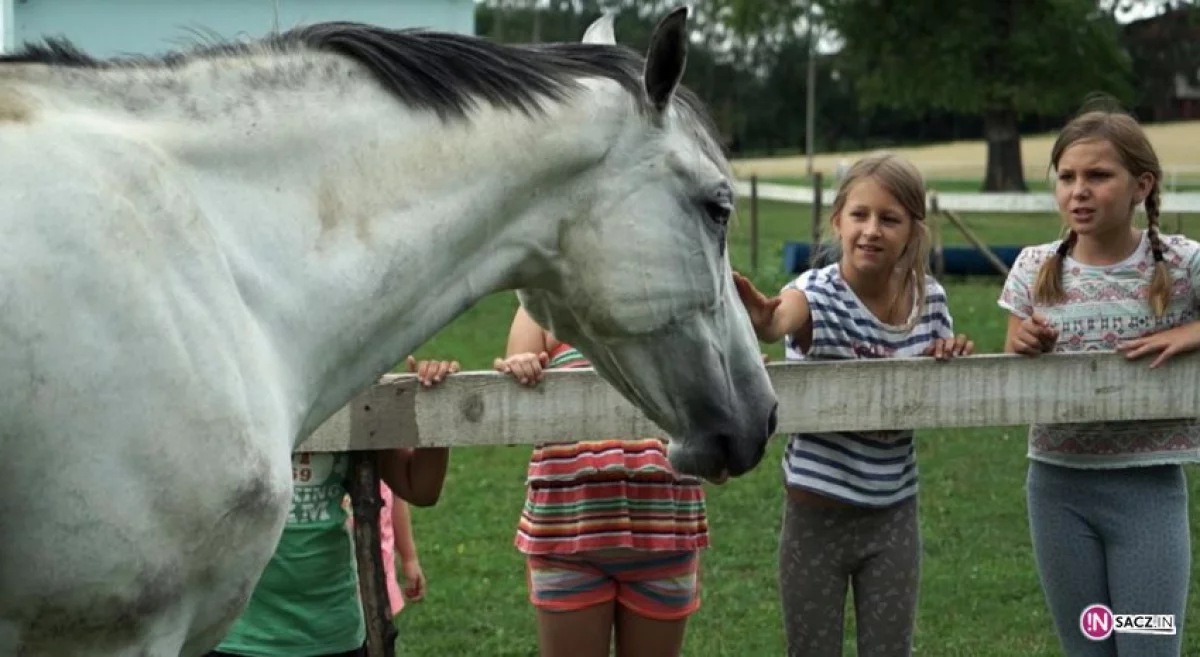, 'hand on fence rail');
1115,321,1200,369
493,351,550,386
922,334,975,360
406,355,461,386
1006,313,1059,356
